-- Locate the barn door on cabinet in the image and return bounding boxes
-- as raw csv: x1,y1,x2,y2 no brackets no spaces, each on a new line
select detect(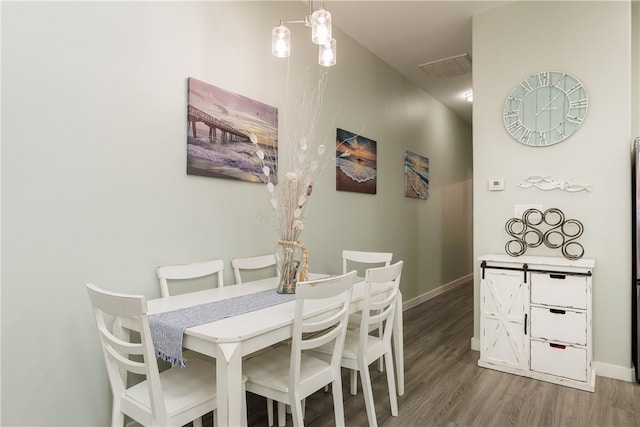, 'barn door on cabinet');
480,268,529,372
